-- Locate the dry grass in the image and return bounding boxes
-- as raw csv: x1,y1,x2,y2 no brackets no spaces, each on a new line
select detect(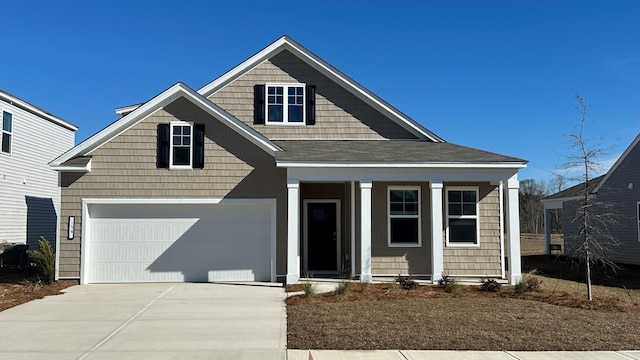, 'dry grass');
0,268,77,312
287,255,640,350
